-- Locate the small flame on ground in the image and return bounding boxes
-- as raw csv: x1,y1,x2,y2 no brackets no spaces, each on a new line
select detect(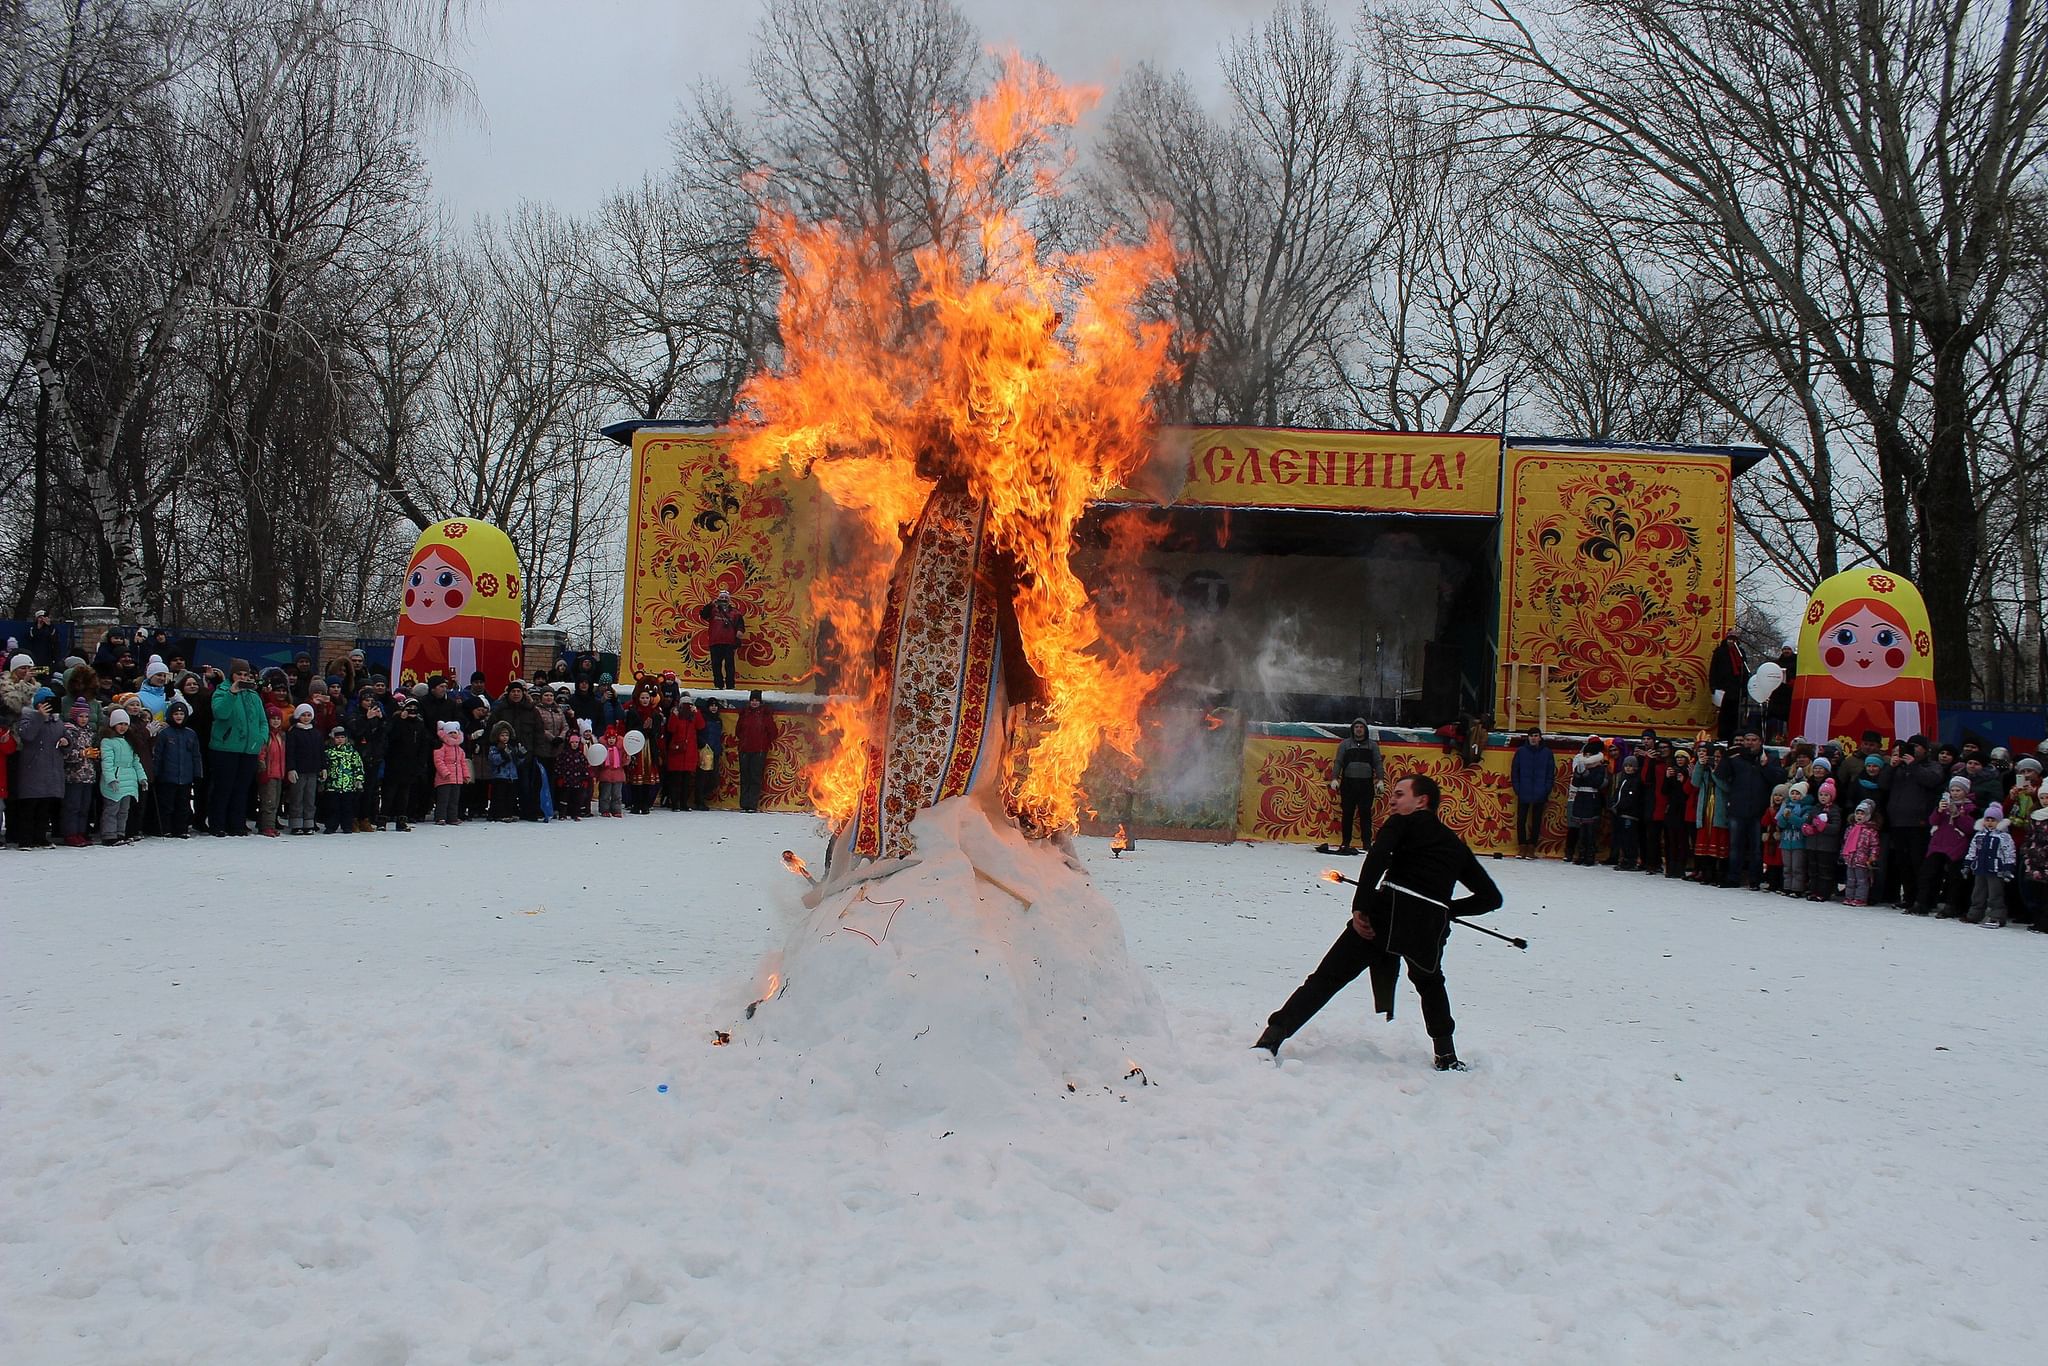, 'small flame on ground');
1321,869,1345,883
761,972,781,1000
1110,823,1130,853
781,849,813,882
1202,710,1224,731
